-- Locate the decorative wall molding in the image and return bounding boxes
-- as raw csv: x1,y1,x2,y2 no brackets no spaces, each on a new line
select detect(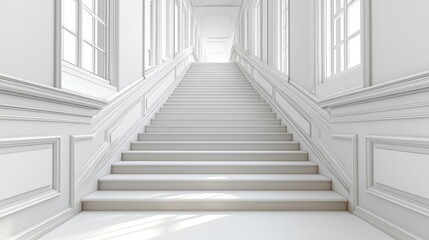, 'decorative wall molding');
319,71,429,109
8,208,73,240
366,135,429,216
70,52,194,213
0,136,61,218
235,57,354,201
354,207,426,240
0,74,107,110
0,73,107,123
